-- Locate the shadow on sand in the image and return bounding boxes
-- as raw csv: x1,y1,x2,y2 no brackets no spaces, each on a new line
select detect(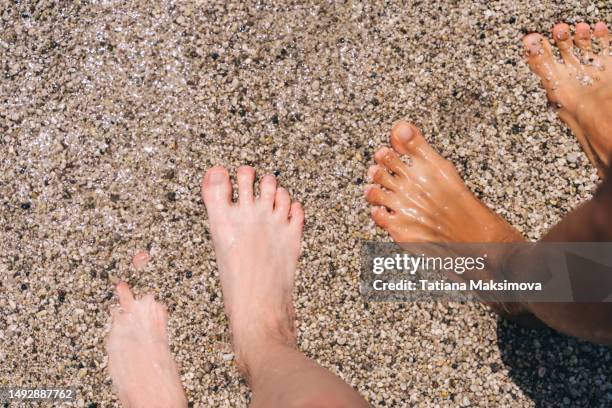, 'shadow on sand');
497,318,611,408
